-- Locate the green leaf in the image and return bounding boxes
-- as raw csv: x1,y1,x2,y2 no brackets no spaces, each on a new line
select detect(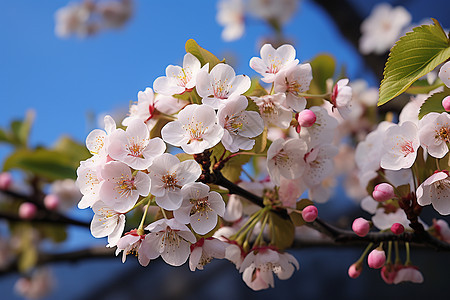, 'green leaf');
379,19,450,106
53,136,91,167
185,39,223,71
418,87,450,119
289,199,314,226
406,78,444,94
3,149,78,180
244,78,268,97
309,54,336,95
269,211,294,250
